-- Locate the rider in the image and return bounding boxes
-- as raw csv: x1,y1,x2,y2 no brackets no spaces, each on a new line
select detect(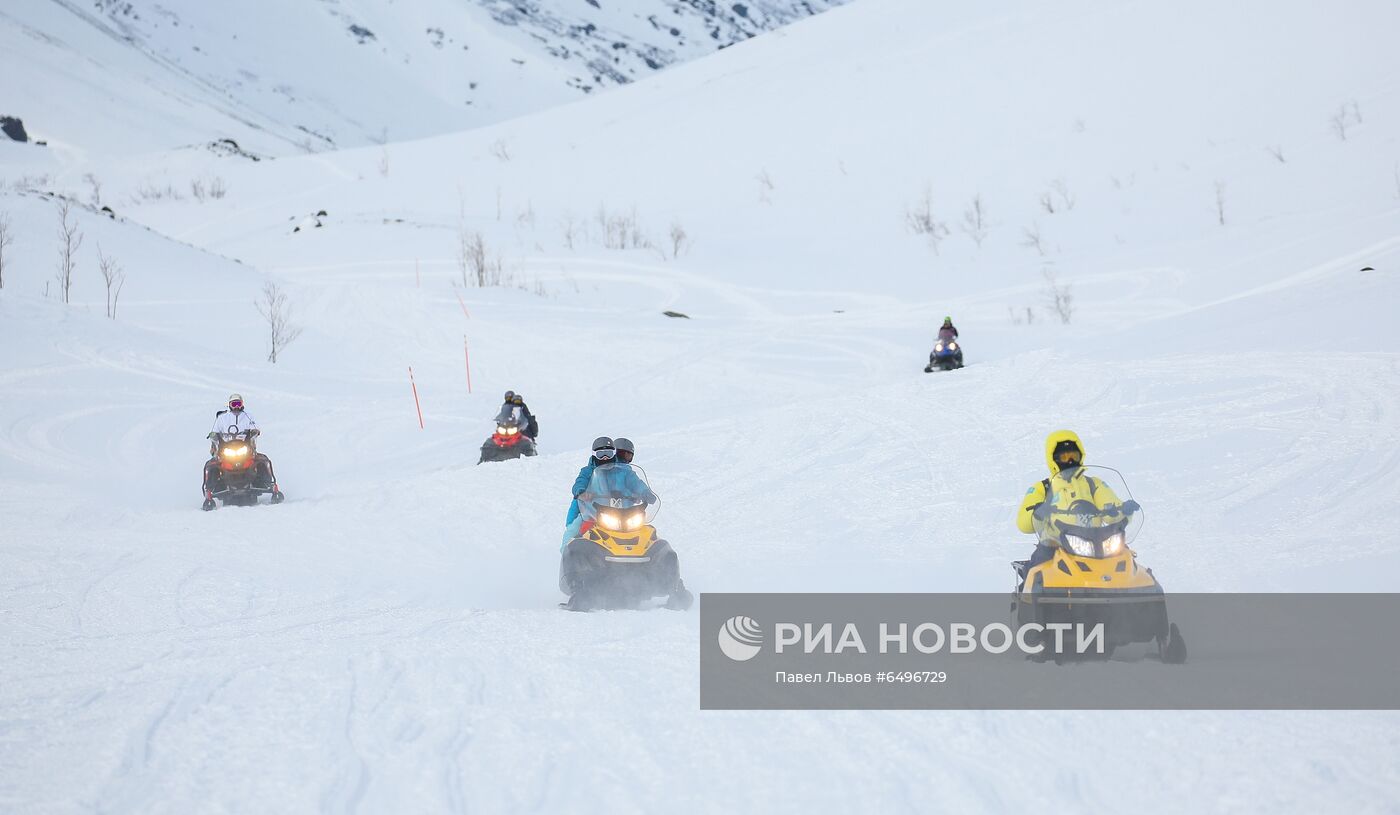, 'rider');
203,393,281,506
938,316,959,341
562,437,616,546
582,437,657,506
495,391,537,439
1015,430,1123,574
